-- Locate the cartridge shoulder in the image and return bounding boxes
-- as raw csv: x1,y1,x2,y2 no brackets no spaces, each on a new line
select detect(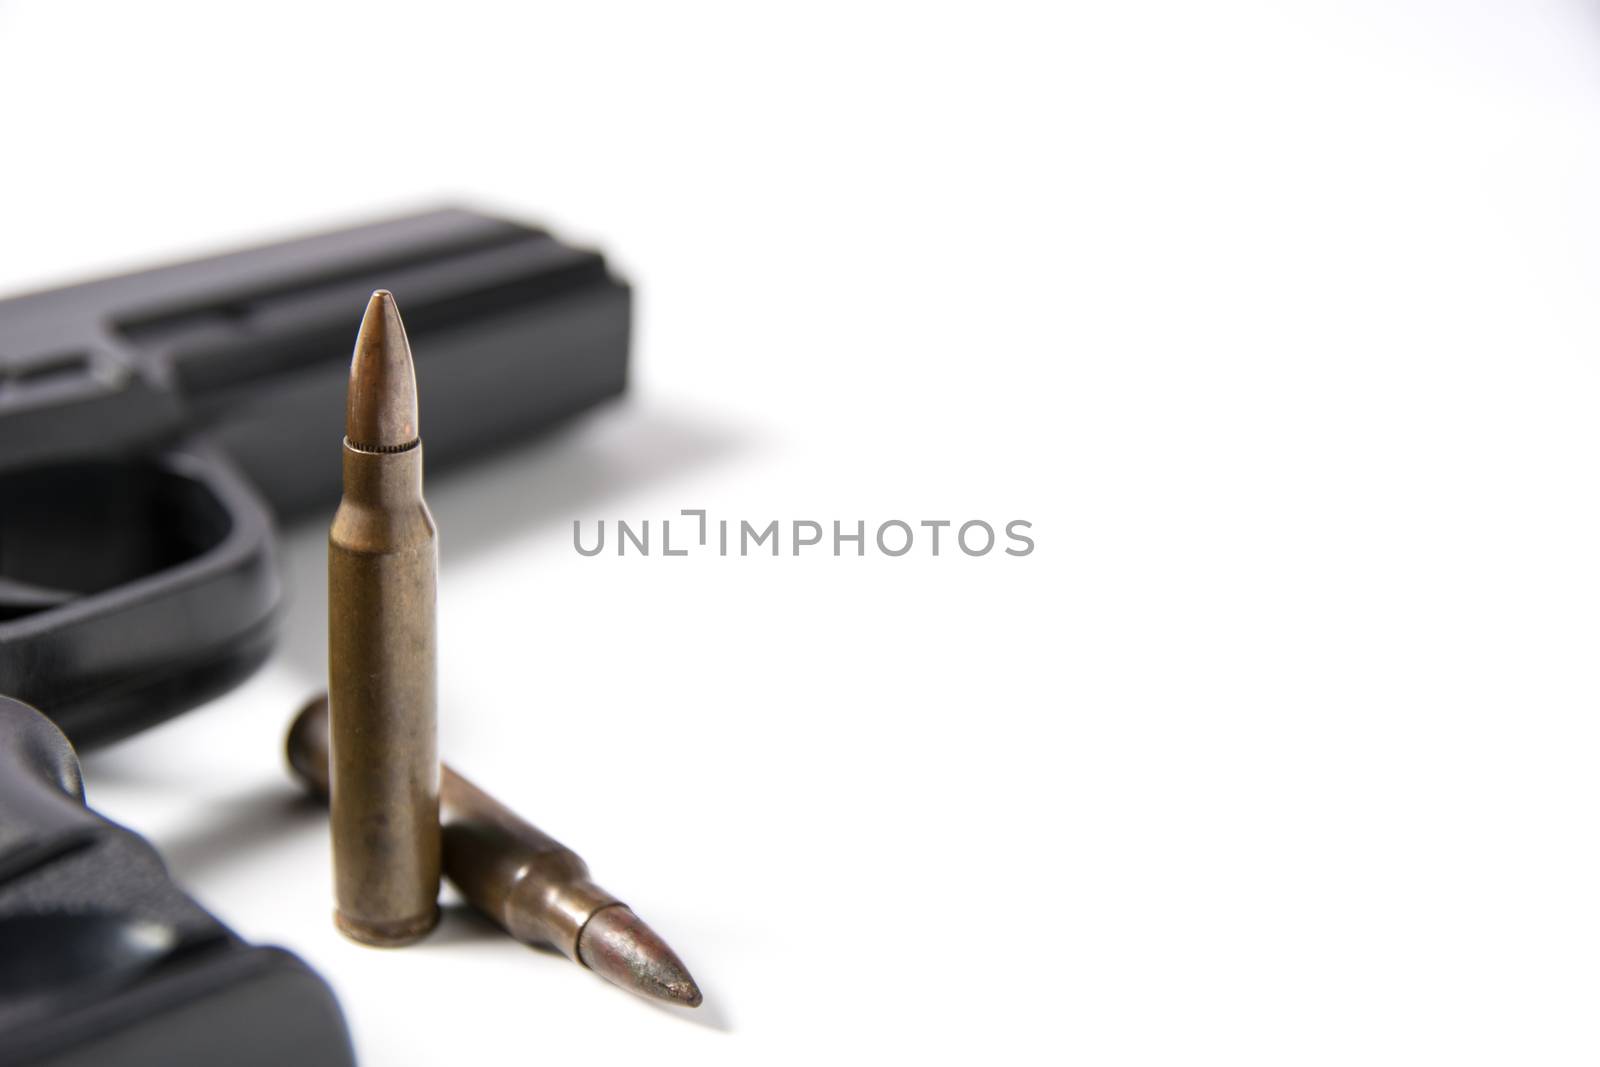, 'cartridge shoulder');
328,499,437,555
